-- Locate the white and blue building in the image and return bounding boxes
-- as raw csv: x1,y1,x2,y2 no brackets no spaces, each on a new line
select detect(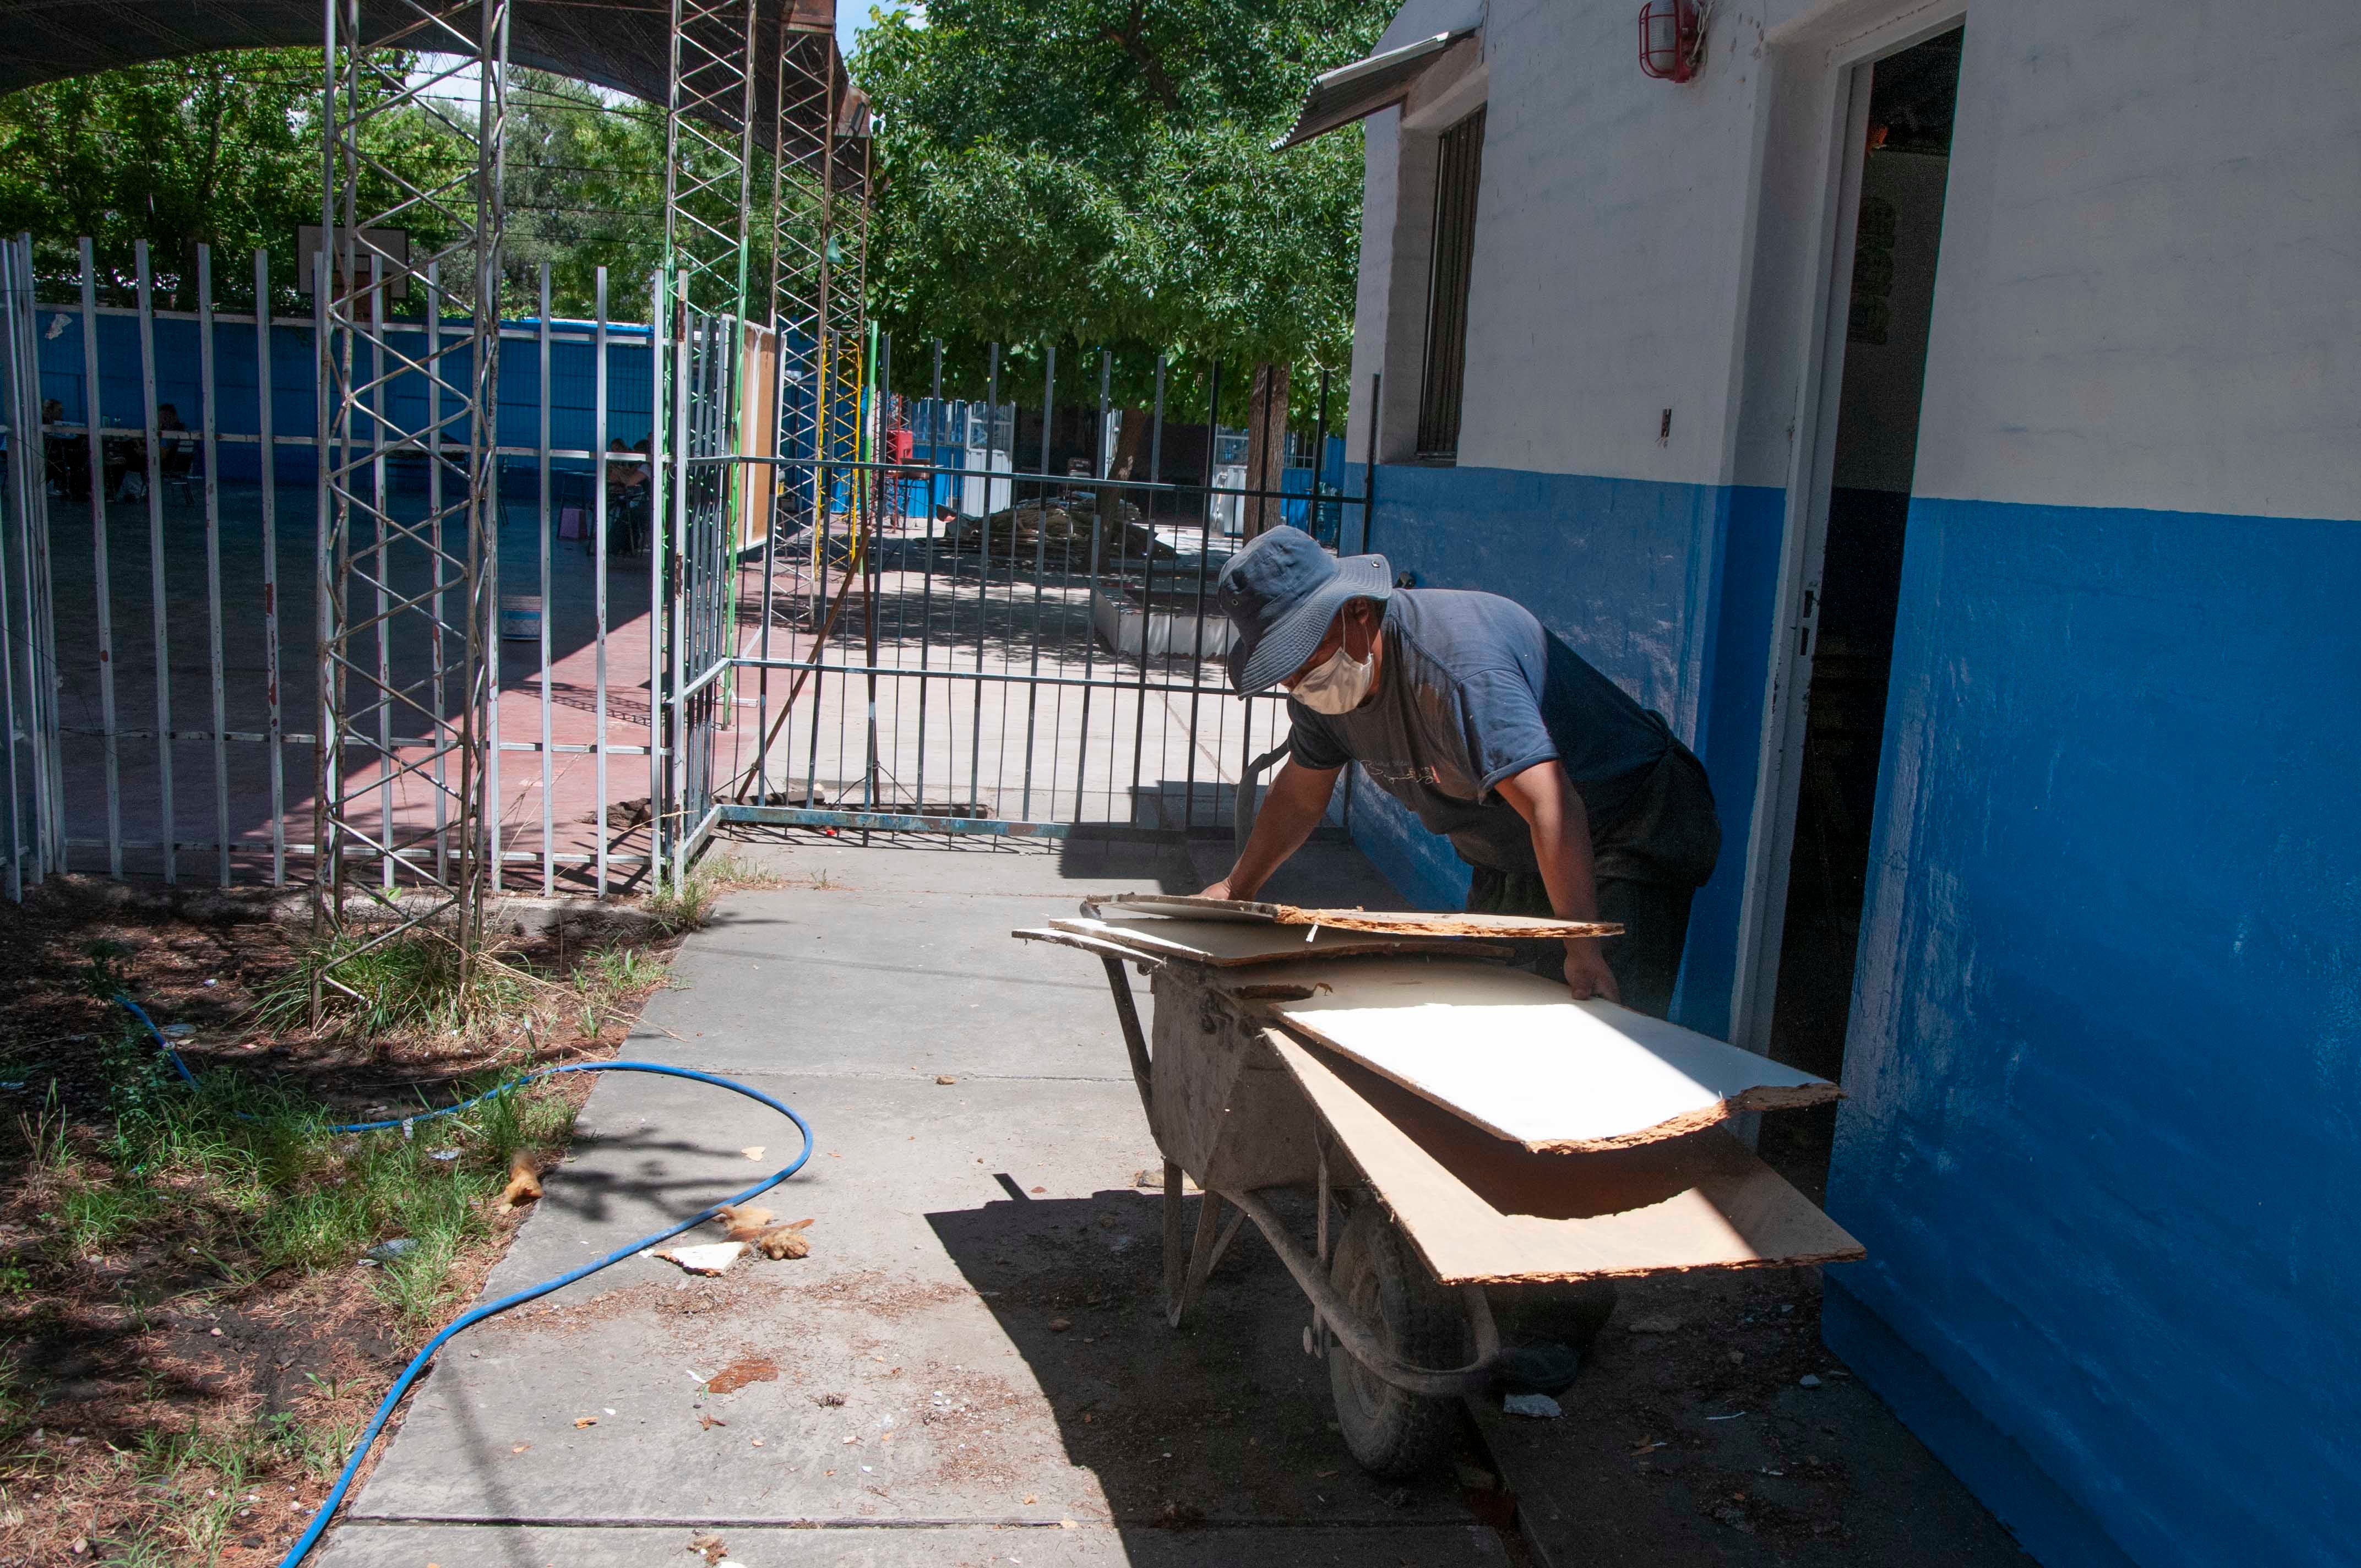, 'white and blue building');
1298,1,2360,1562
